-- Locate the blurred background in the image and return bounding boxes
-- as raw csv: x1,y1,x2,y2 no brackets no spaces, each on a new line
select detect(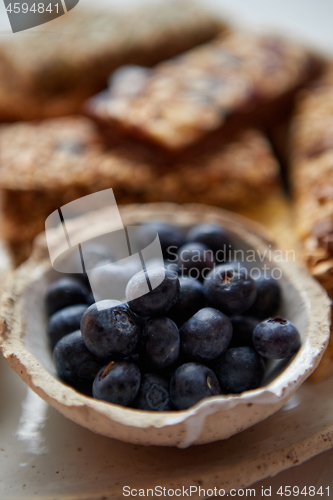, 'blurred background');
0,0,333,53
